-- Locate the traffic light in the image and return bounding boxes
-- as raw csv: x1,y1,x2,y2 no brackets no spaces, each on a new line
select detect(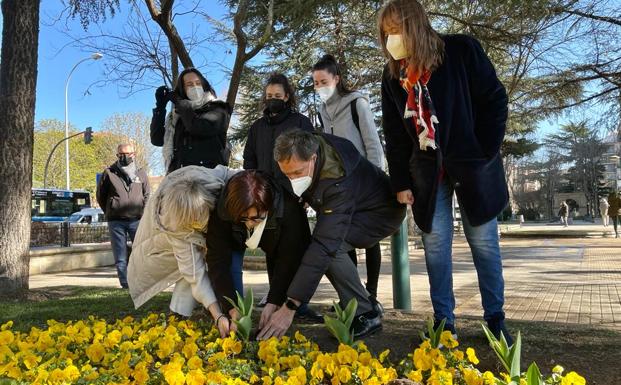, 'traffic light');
84,127,93,144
